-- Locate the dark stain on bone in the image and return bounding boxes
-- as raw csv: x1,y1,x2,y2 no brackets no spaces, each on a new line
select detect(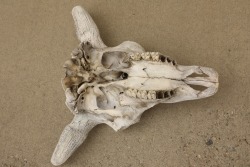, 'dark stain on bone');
114,106,116,109
167,57,171,63
172,60,176,65
143,68,146,70
119,92,124,94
